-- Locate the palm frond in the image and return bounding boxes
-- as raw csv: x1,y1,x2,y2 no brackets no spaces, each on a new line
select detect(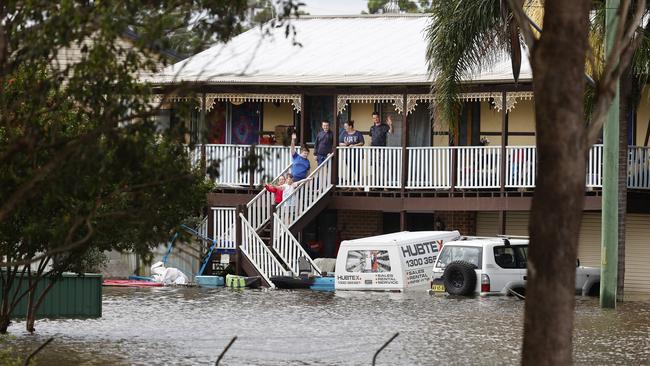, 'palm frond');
426,0,509,127
631,7,650,94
